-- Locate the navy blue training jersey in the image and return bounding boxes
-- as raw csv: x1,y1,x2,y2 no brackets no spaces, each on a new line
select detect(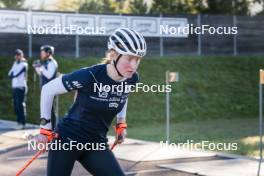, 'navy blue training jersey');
57,64,139,143
40,58,58,87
